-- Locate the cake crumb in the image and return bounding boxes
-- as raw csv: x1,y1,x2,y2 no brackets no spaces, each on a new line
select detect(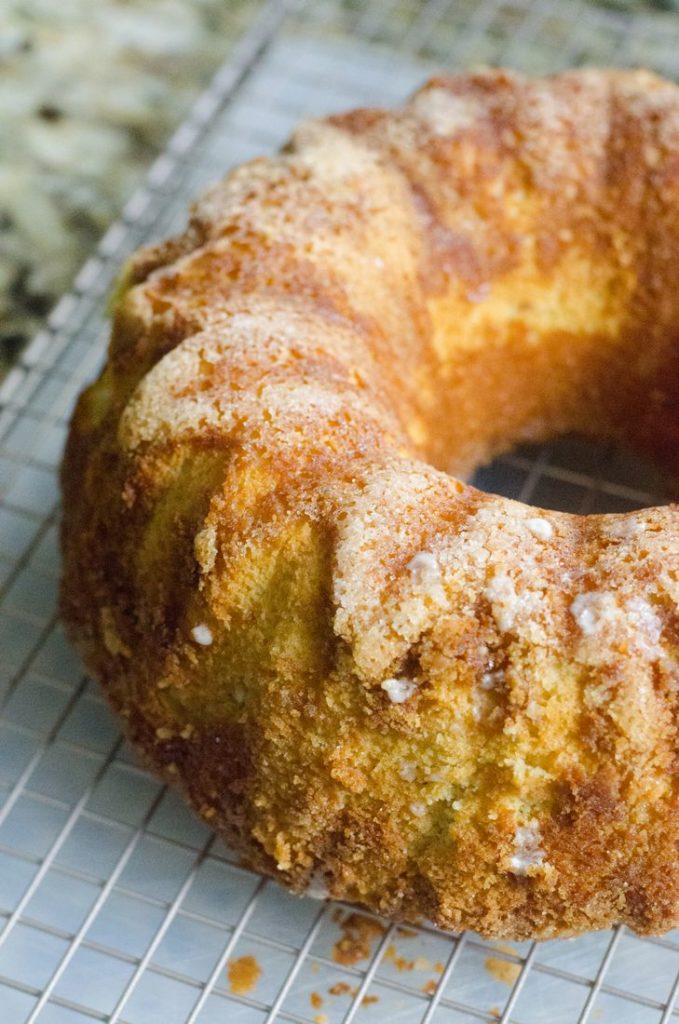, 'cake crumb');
310,992,323,1009
328,981,355,996
362,994,379,1007
385,945,416,971
227,954,261,995
485,944,521,986
422,978,438,994
332,913,385,966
